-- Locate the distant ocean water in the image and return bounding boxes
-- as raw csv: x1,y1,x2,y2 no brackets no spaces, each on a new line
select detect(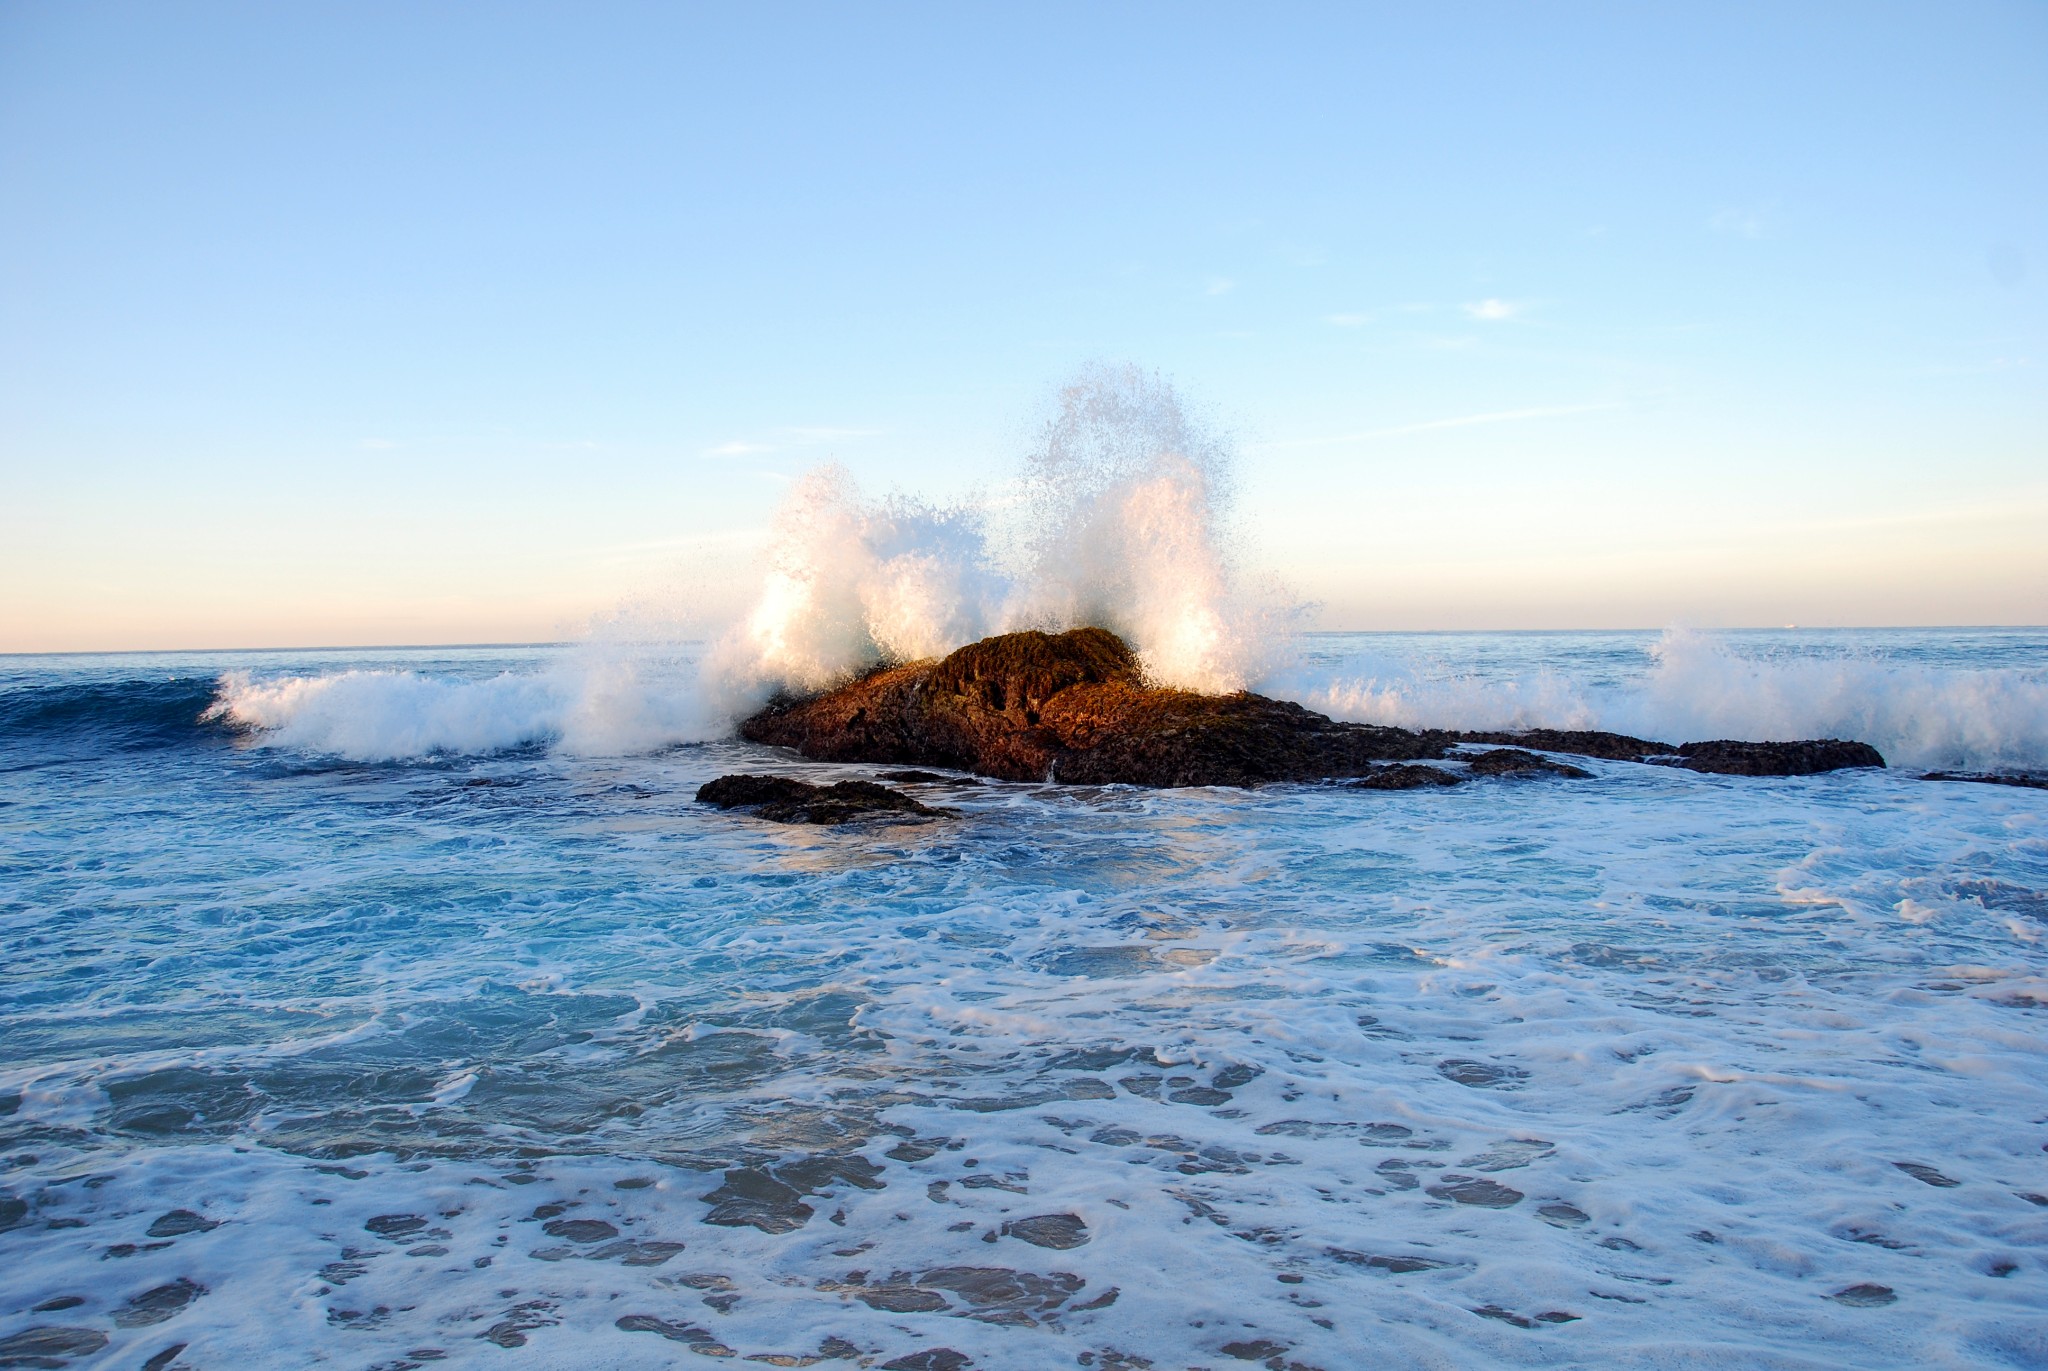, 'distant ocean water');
2,628,2046,1369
